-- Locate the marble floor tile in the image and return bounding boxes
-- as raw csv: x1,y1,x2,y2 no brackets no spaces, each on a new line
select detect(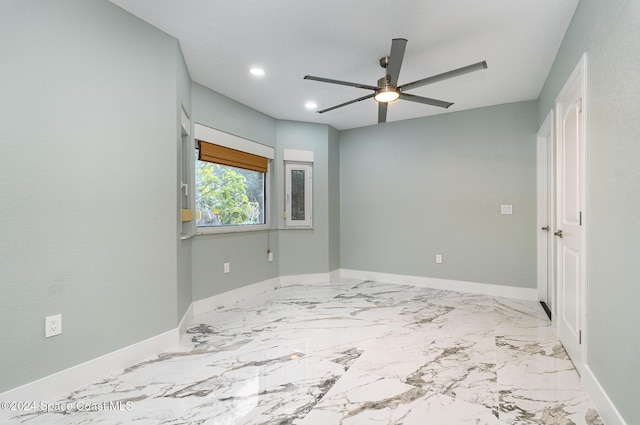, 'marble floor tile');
300,370,505,425
499,389,603,425
4,280,602,424
496,335,582,391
